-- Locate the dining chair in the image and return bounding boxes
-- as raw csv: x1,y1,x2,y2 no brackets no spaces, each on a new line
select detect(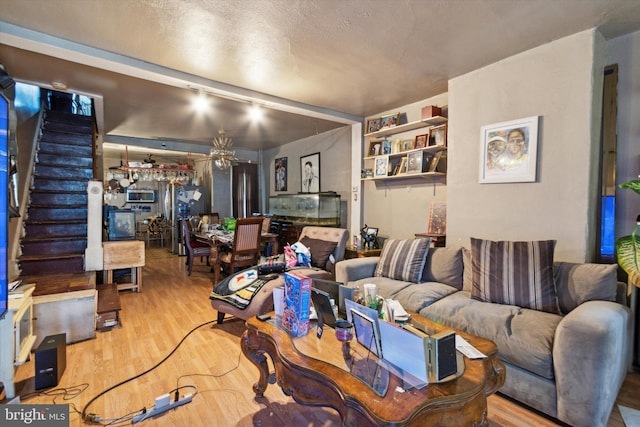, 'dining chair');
260,216,274,255
182,218,211,276
216,217,264,281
